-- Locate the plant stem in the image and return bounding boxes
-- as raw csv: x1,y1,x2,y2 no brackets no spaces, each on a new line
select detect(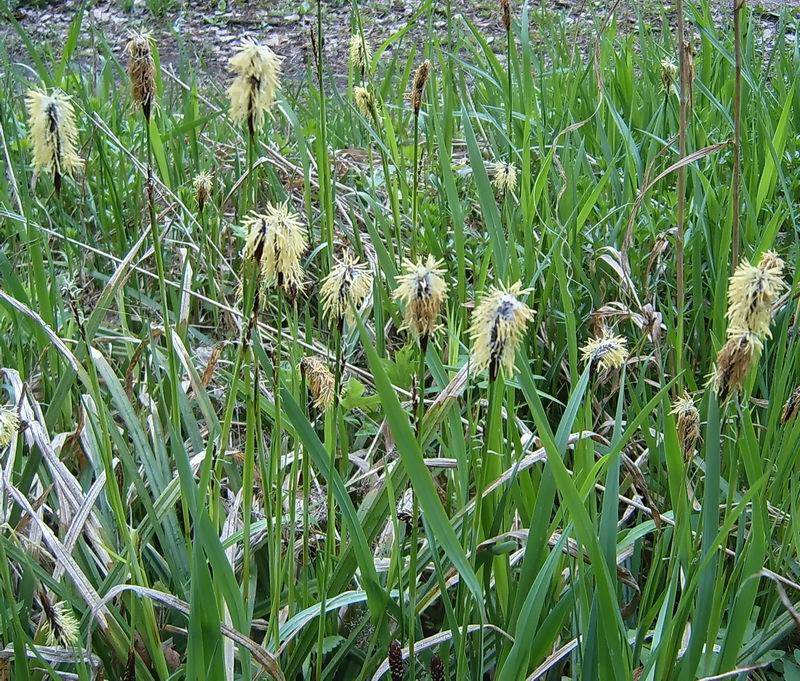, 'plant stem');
675,0,688,391
732,0,744,269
